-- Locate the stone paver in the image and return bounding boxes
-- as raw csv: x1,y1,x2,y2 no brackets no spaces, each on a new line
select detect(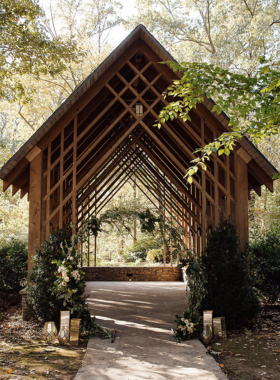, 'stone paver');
75,282,226,380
